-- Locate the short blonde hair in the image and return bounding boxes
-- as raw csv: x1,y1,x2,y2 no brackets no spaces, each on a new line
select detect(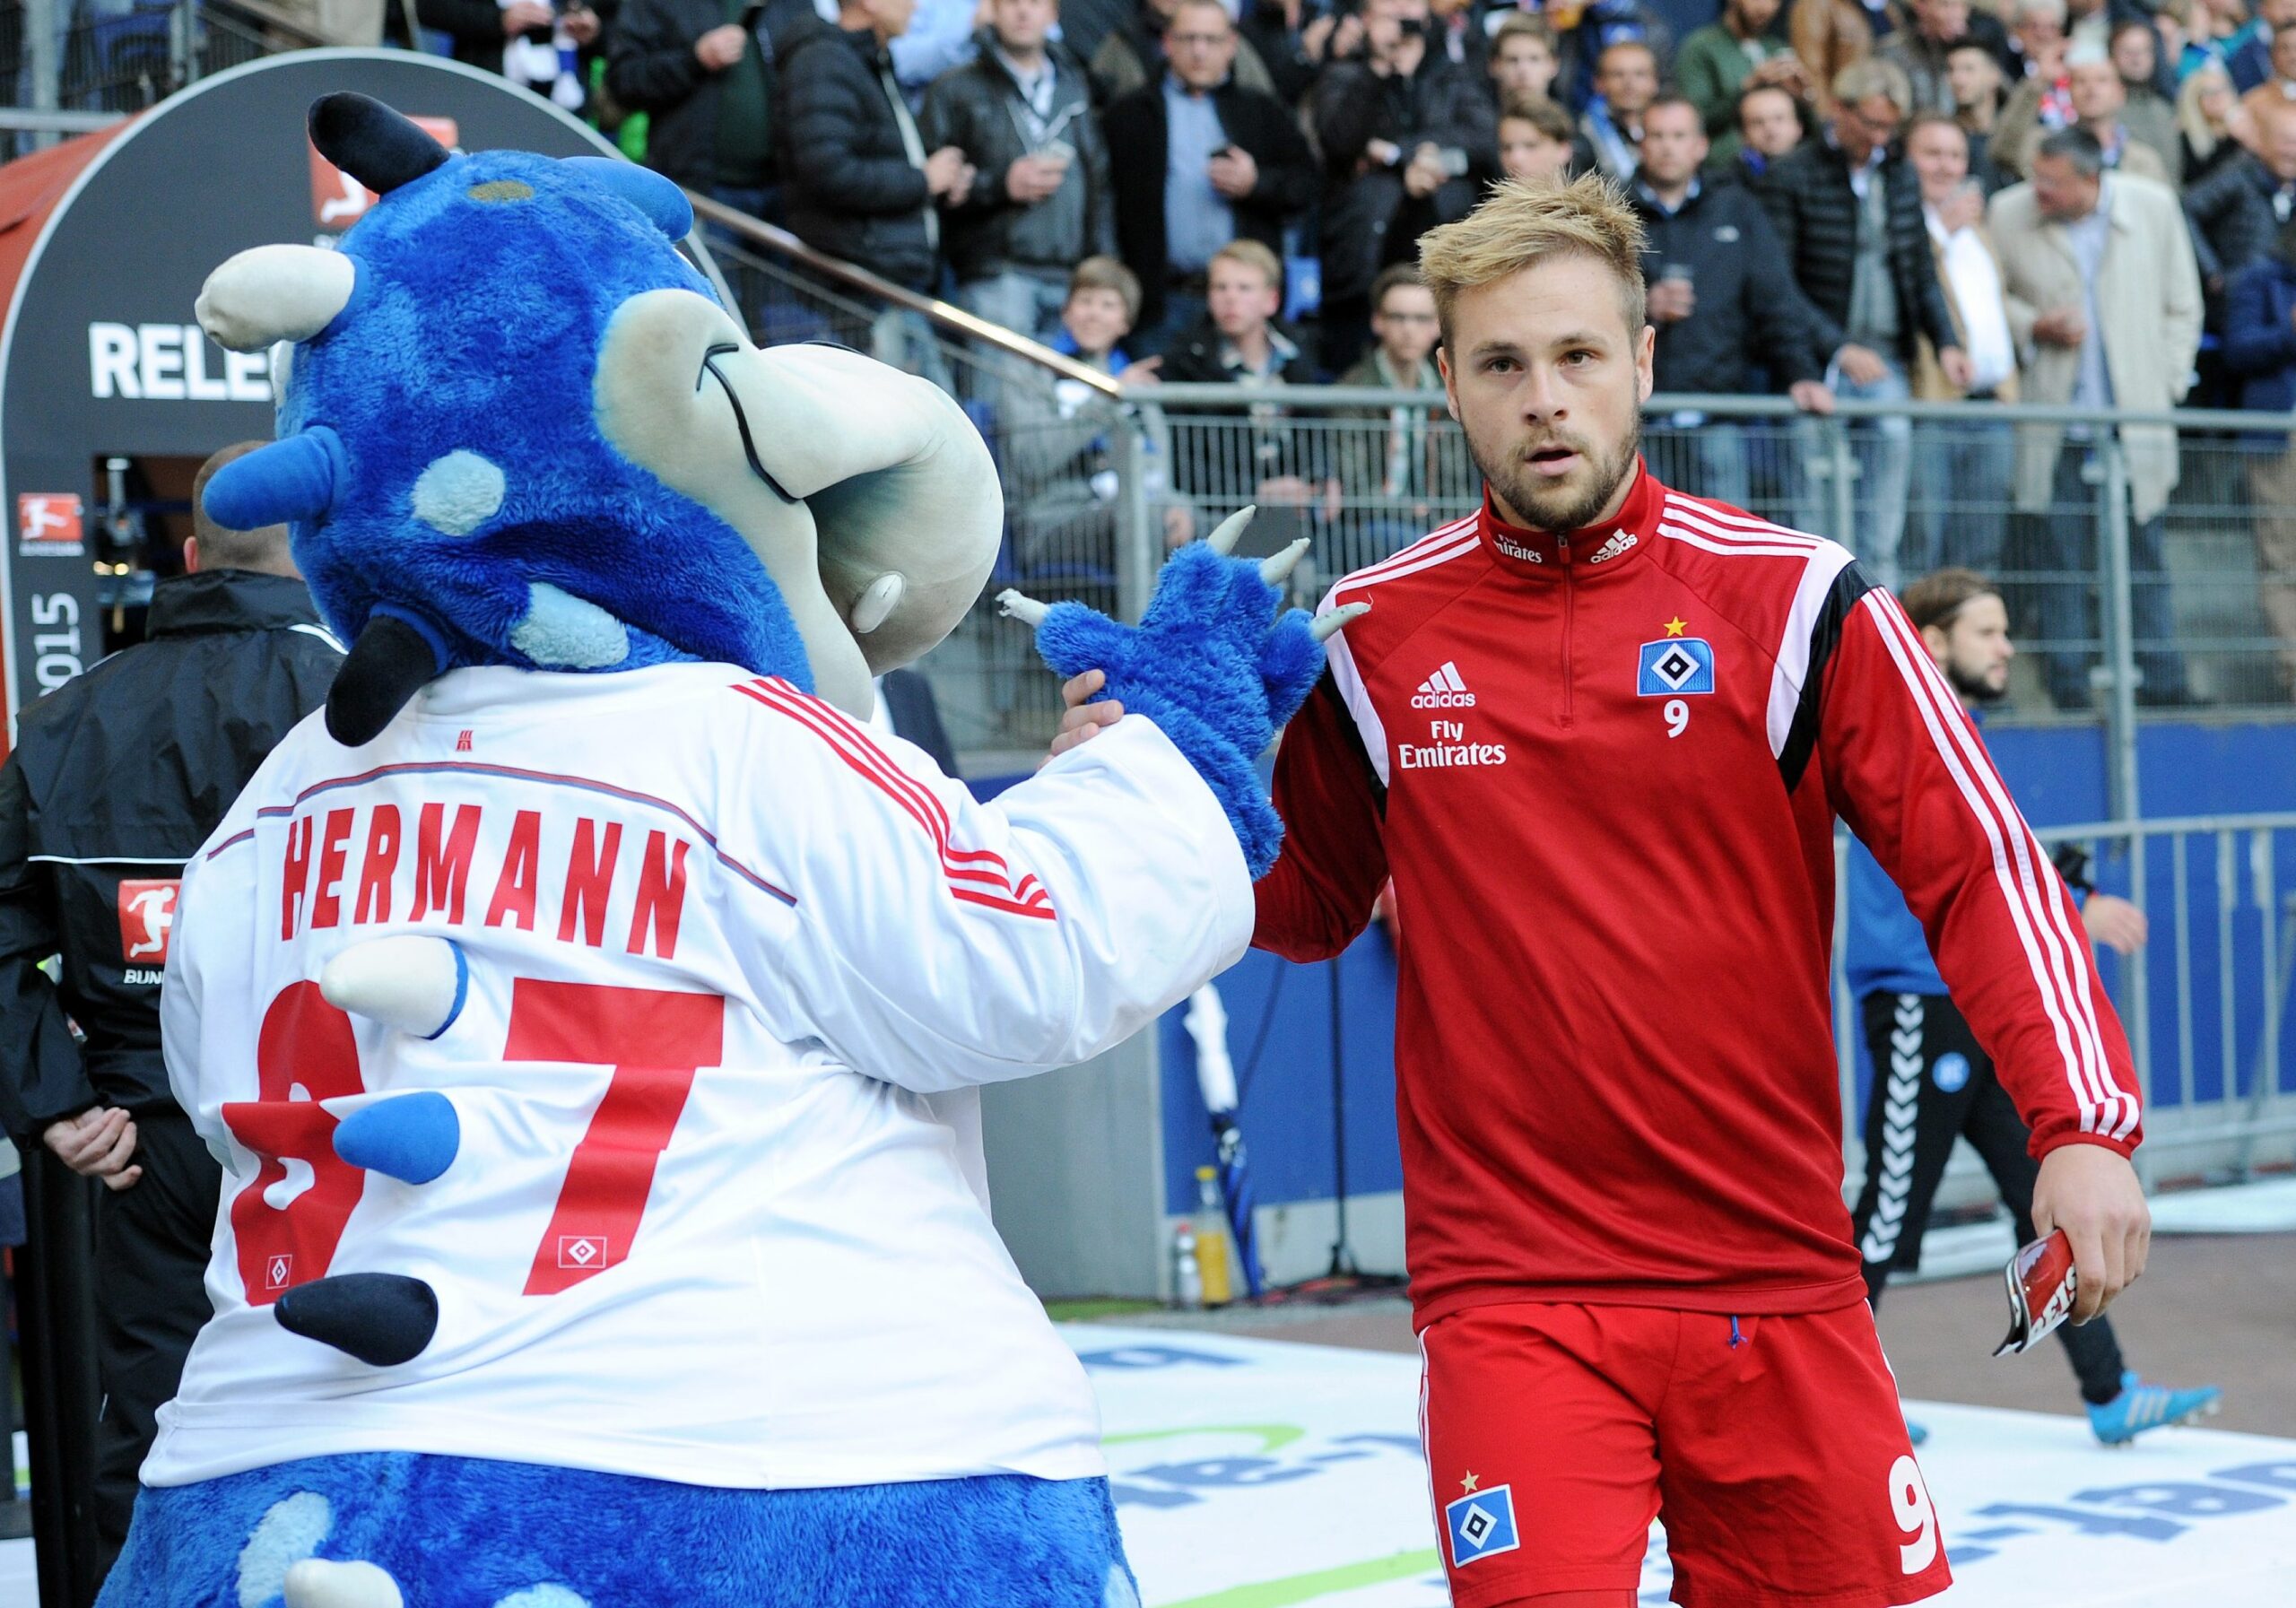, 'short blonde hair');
1416,174,1648,351
1210,238,1283,292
